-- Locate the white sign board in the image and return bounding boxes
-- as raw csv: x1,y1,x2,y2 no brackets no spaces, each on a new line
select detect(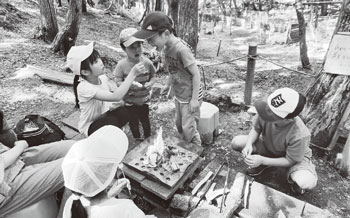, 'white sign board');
324,34,350,75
